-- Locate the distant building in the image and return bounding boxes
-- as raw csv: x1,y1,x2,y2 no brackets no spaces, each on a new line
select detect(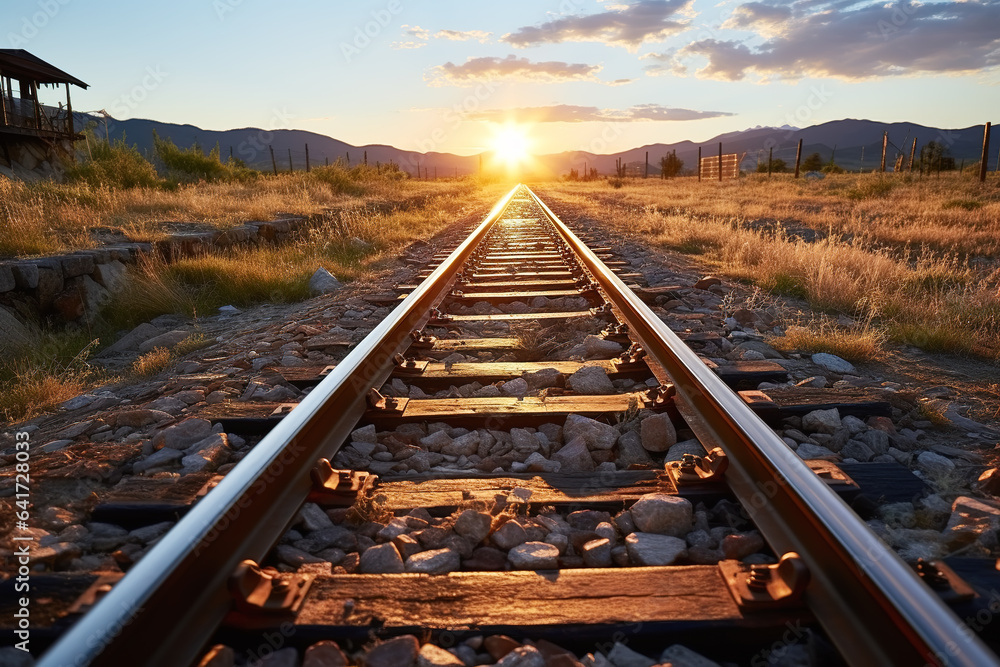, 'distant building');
0,49,88,179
